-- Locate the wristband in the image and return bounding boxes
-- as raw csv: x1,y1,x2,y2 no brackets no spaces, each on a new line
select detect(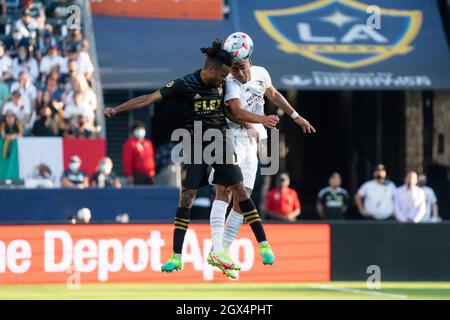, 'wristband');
290,111,300,119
